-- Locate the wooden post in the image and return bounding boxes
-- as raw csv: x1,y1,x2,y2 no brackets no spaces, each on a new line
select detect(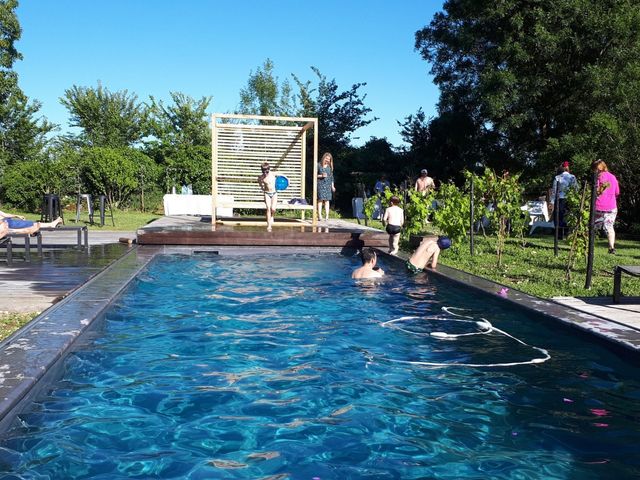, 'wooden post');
312,118,319,225
301,129,307,222
585,171,598,289
211,114,218,225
